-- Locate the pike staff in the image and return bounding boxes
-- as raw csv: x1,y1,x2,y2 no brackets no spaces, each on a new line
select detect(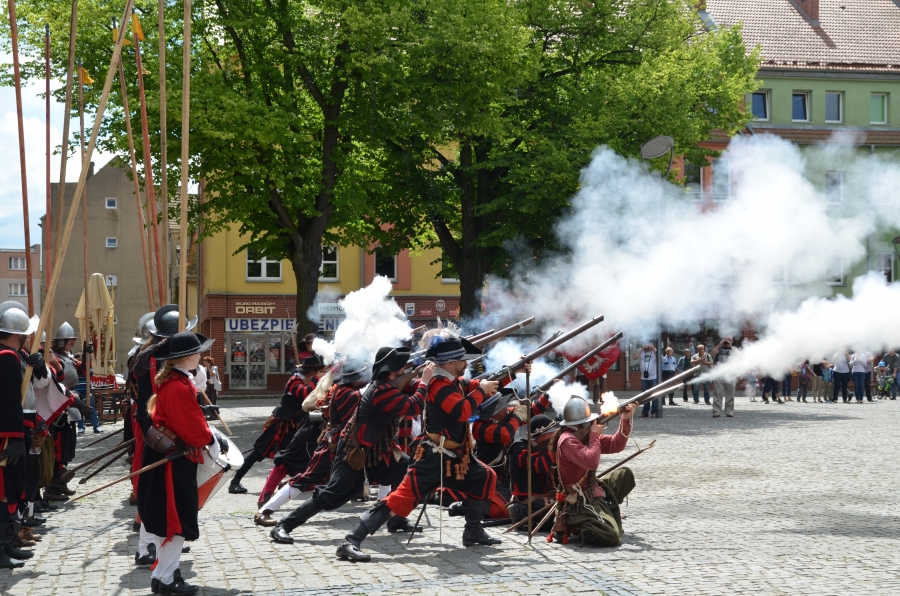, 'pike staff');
177,0,192,330
77,58,91,417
